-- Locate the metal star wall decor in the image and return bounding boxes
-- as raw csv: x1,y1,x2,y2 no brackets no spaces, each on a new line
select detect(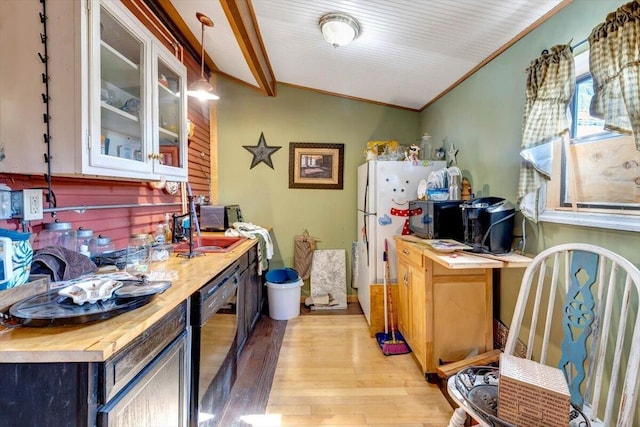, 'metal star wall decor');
243,132,281,169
